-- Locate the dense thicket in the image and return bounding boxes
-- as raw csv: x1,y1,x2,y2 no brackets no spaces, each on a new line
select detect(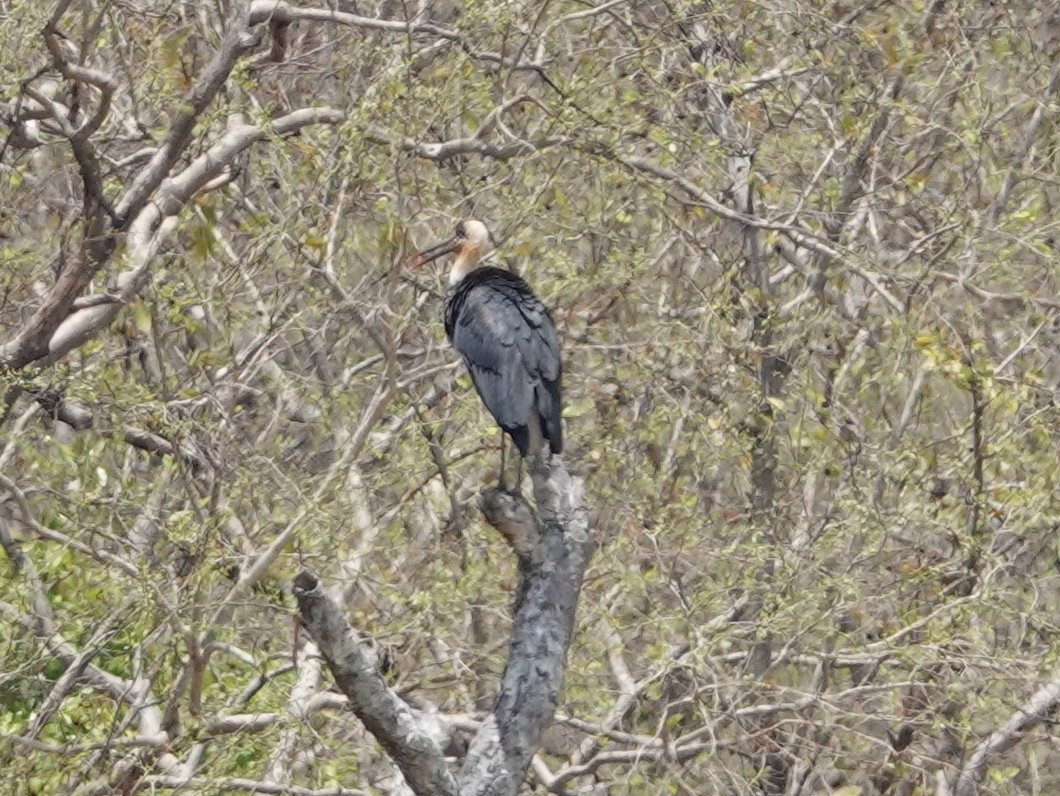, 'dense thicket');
3,2,1060,794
